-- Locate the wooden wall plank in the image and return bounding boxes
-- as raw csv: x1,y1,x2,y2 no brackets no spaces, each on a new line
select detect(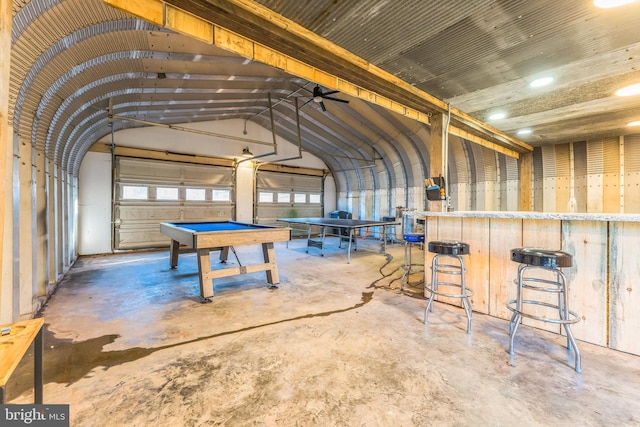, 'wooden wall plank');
488,218,523,320
462,217,490,314
436,216,463,240
562,220,608,346
609,222,640,355
422,212,639,356
518,152,533,211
